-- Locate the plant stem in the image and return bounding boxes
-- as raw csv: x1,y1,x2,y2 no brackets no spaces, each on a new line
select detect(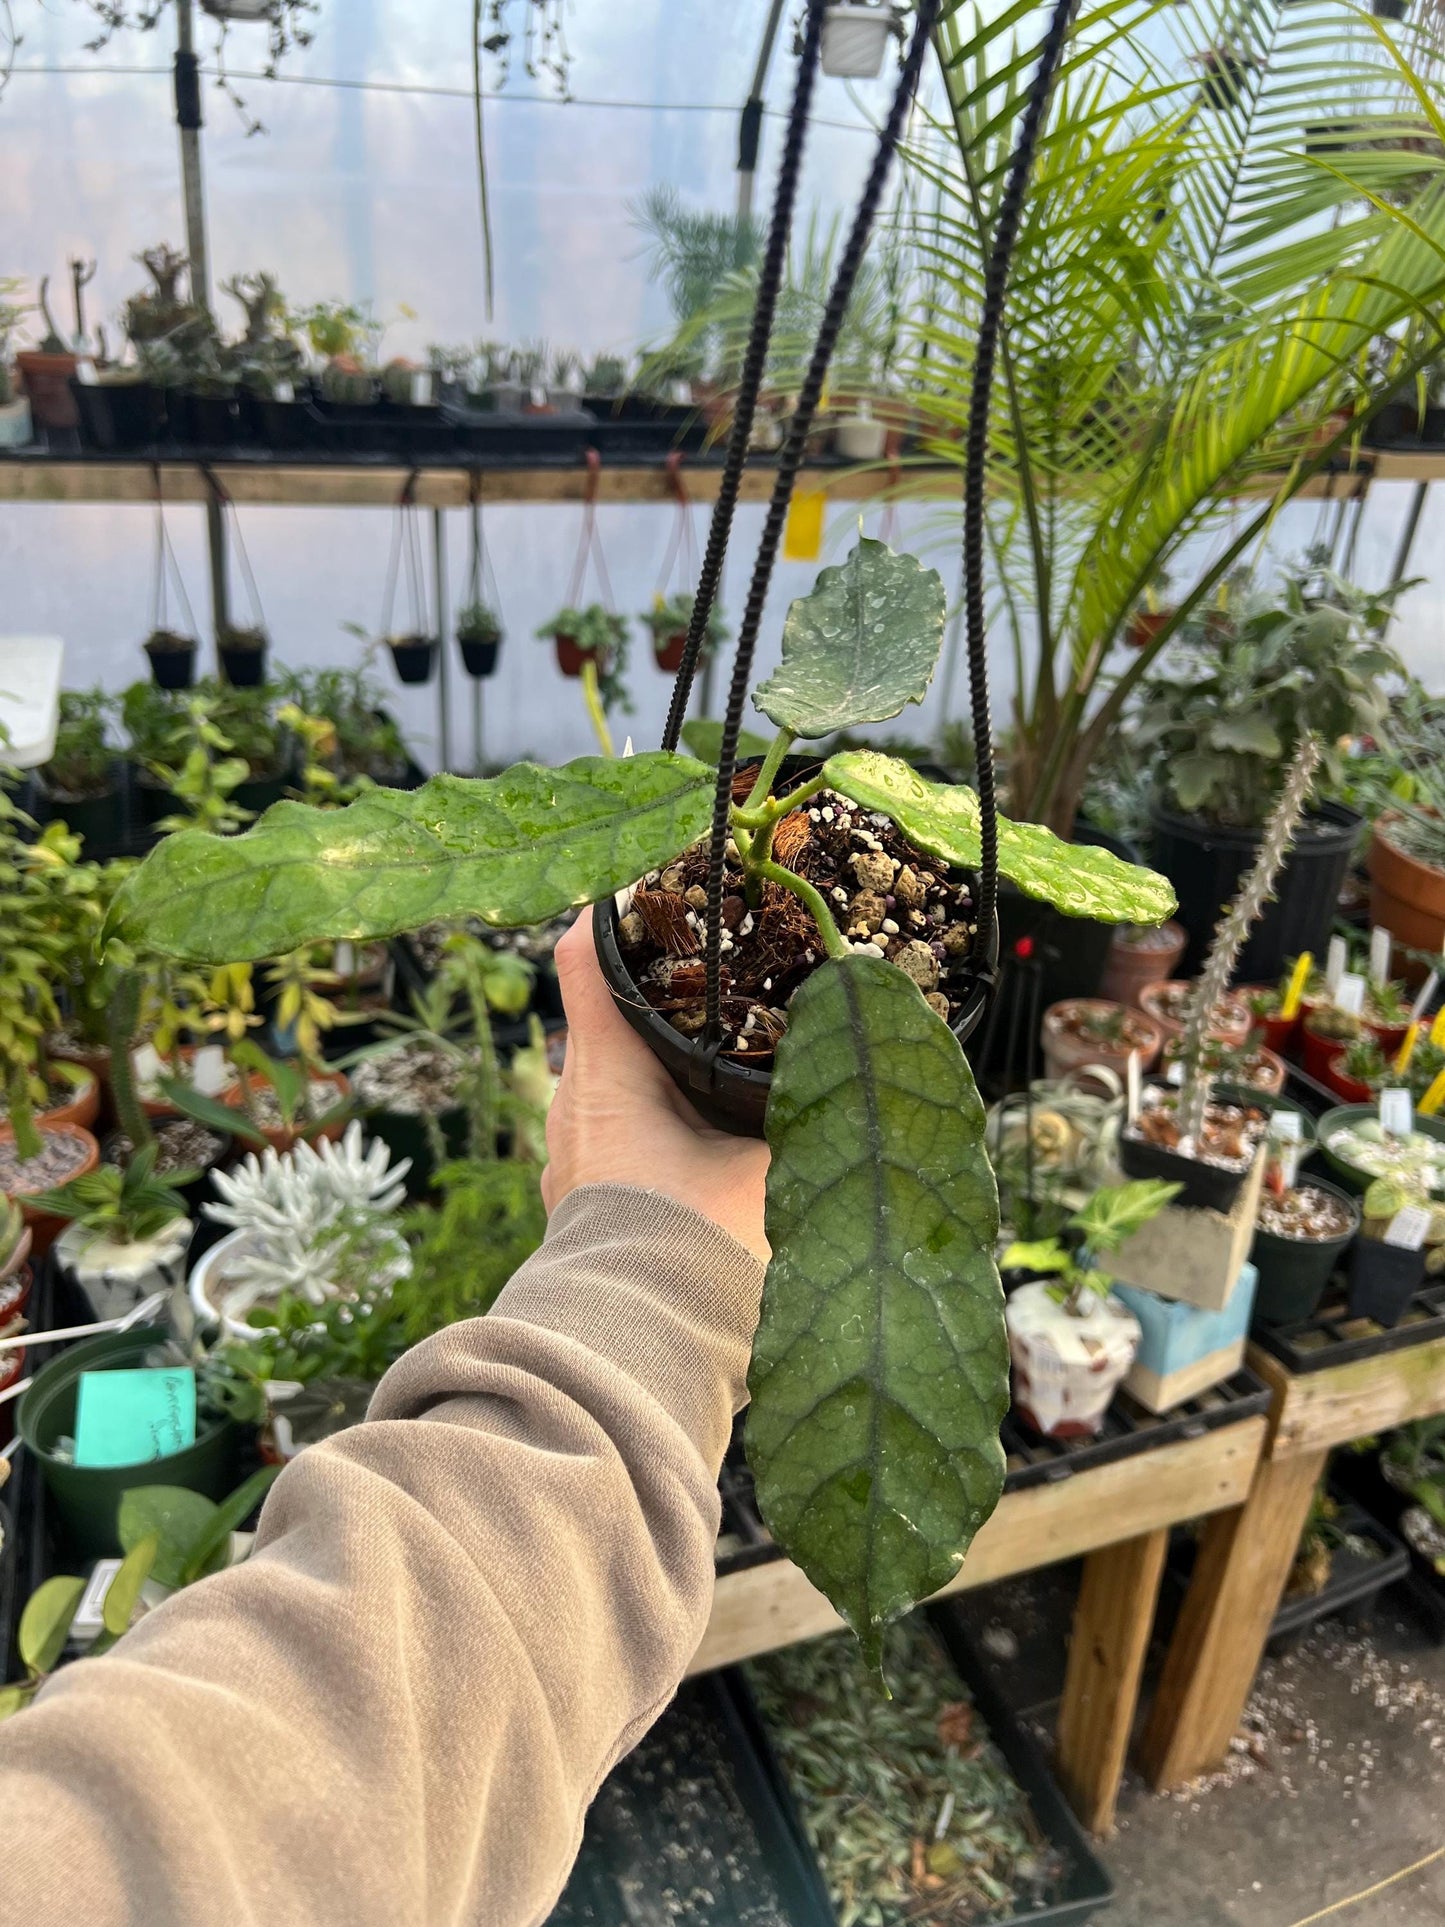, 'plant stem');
7,1073,41,1163
742,725,796,814
580,660,614,759
753,858,850,962
106,971,154,1152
